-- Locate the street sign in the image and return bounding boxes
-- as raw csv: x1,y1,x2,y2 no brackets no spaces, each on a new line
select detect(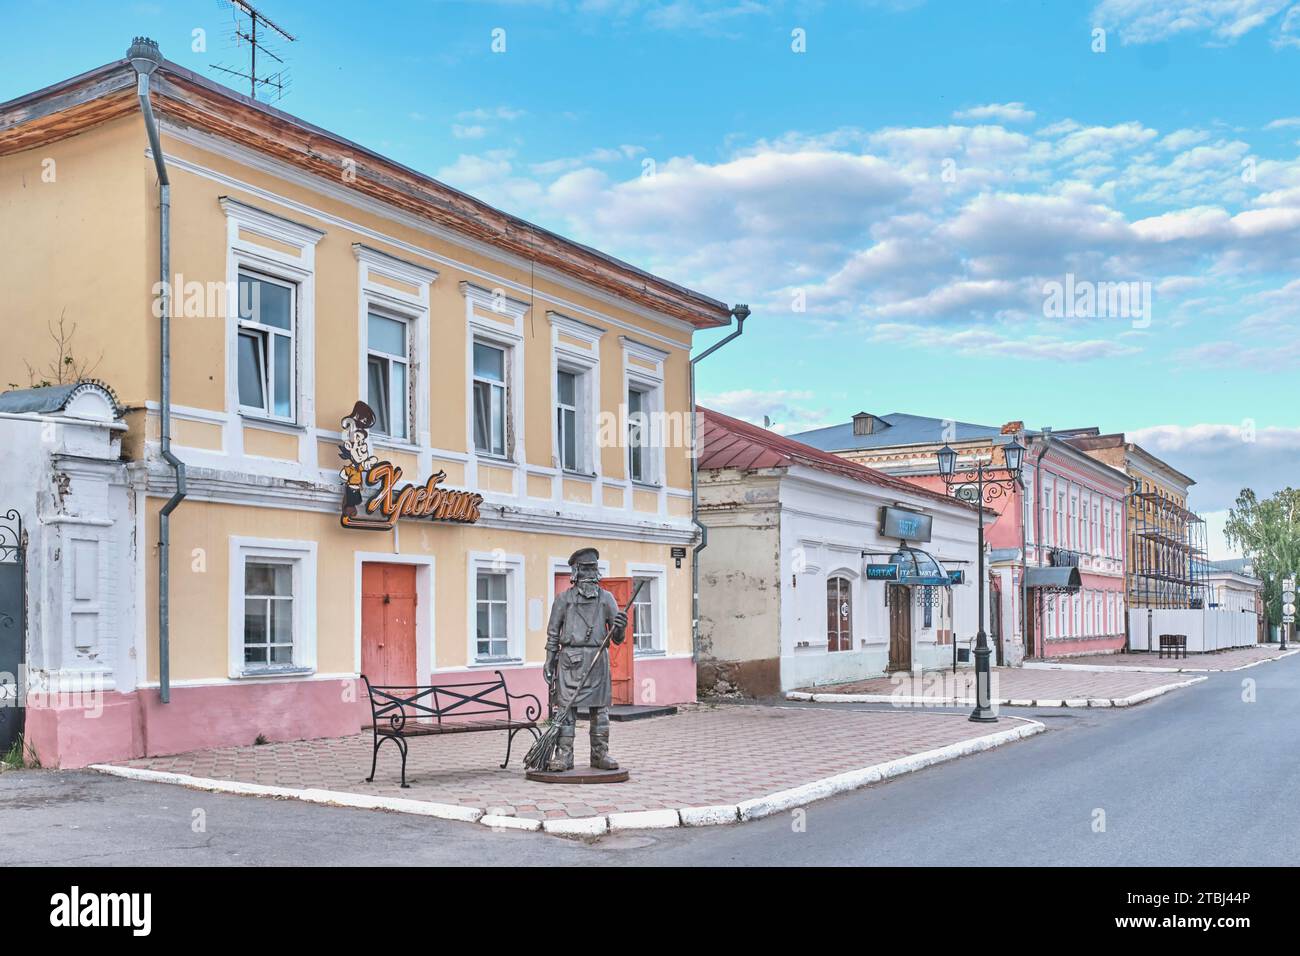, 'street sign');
1285,603,1297,618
